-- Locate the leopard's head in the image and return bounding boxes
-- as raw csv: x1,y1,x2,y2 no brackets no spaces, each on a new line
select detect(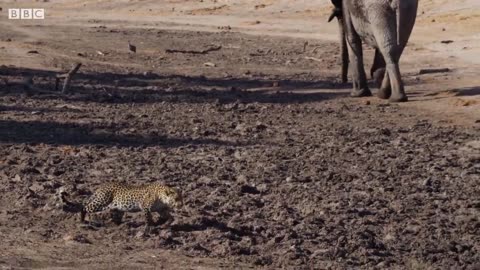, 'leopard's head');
164,187,184,209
